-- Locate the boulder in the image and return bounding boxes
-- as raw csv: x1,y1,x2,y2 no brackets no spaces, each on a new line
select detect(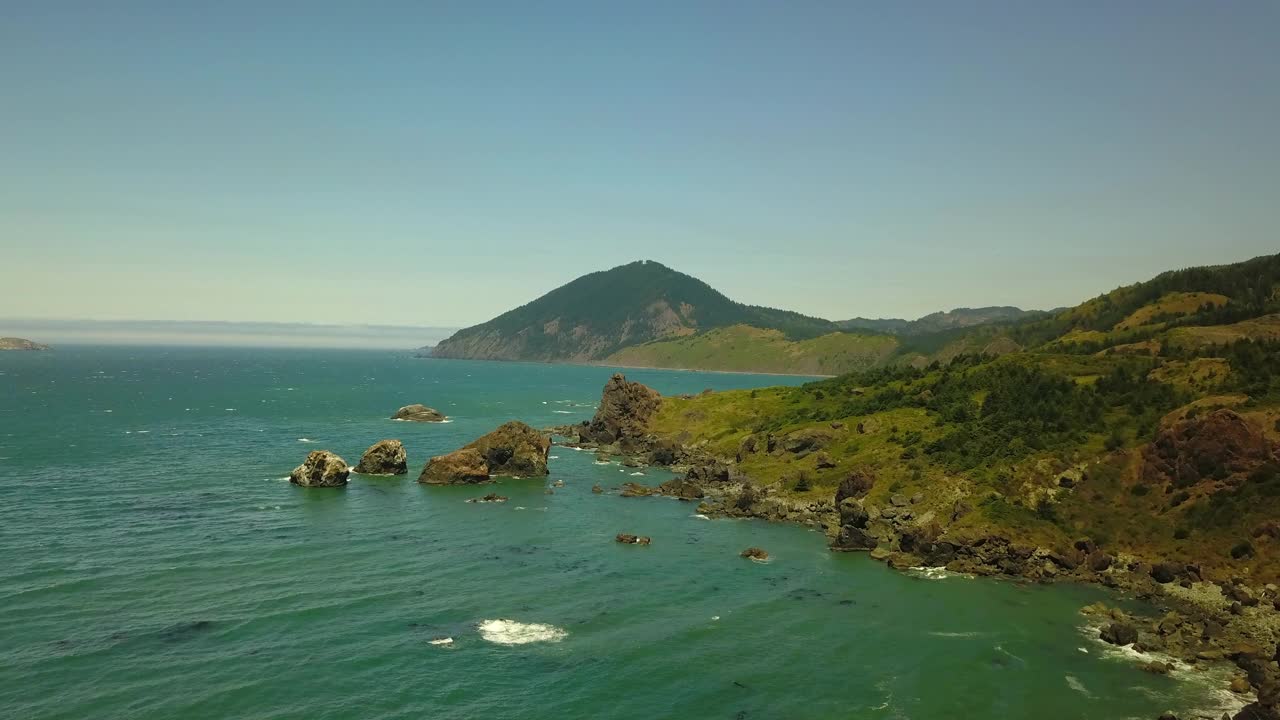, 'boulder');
815,452,837,469
391,404,447,422
581,374,661,445
1101,622,1139,647
353,439,408,475
621,482,657,497
419,448,490,485
616,533,651,545
659,477,705,500
835,470,875,504
290,450,350,487
1142,409,1277,488
1151,562,1182,584
740,547,770,561
591,484,604,494
466,421,551,476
